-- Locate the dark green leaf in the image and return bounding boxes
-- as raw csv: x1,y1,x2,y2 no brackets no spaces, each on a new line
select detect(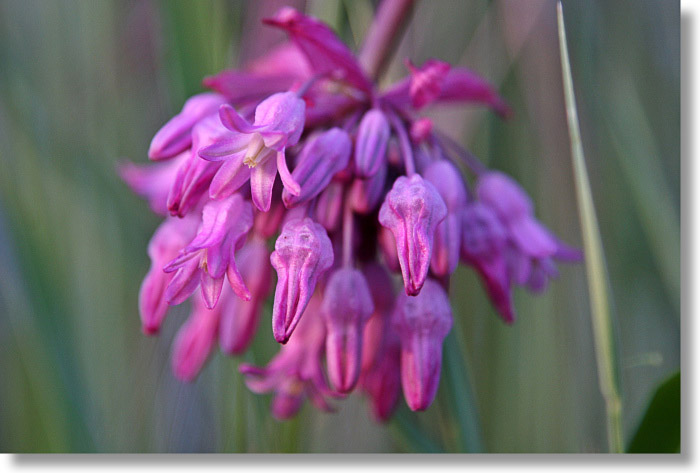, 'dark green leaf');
627,371,680,453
